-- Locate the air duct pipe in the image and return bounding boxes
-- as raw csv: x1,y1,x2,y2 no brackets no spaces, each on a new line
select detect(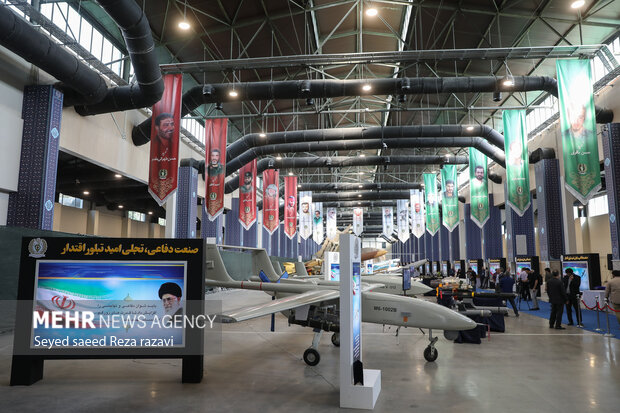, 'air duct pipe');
225,155,468,193
529,147,556,164
298,182,422,191
132,76,613,144
0,1,163,115
226,137,505,175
